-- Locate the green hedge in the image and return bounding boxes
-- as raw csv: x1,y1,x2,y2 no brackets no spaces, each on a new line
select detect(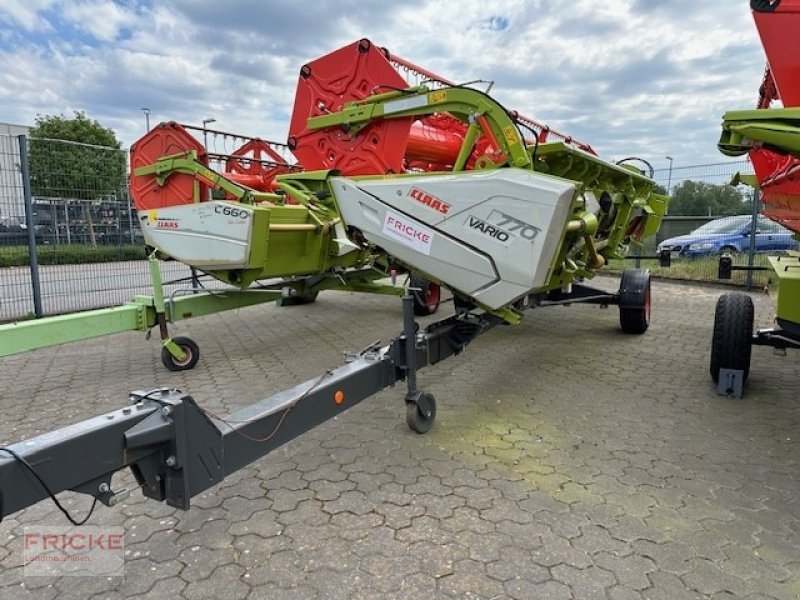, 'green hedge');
0,244,147,267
